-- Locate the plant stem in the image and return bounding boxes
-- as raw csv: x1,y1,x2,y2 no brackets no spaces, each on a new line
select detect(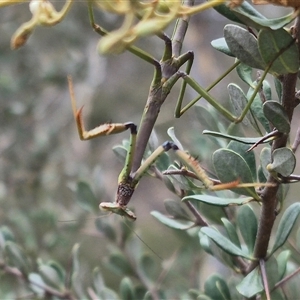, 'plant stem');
248,15,300,273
